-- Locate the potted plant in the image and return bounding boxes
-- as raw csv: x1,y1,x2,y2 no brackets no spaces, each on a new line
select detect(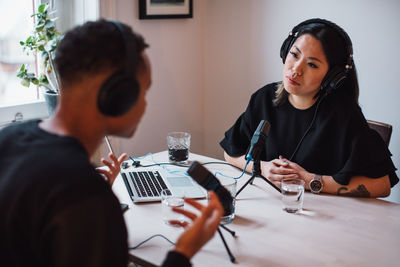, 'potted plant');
17,3,61,115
